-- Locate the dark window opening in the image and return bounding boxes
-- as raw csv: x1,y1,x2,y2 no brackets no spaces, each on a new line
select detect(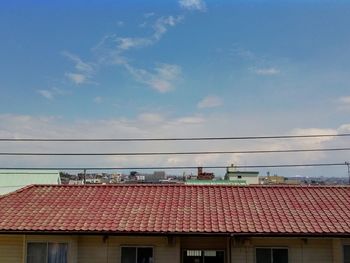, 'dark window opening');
344,245,350,263
27,242,68,263
256,248,288,263
121,247,153,263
